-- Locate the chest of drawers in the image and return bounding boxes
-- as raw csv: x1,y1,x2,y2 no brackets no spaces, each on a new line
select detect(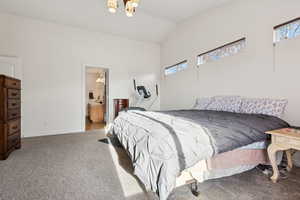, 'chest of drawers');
0,75,21,160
